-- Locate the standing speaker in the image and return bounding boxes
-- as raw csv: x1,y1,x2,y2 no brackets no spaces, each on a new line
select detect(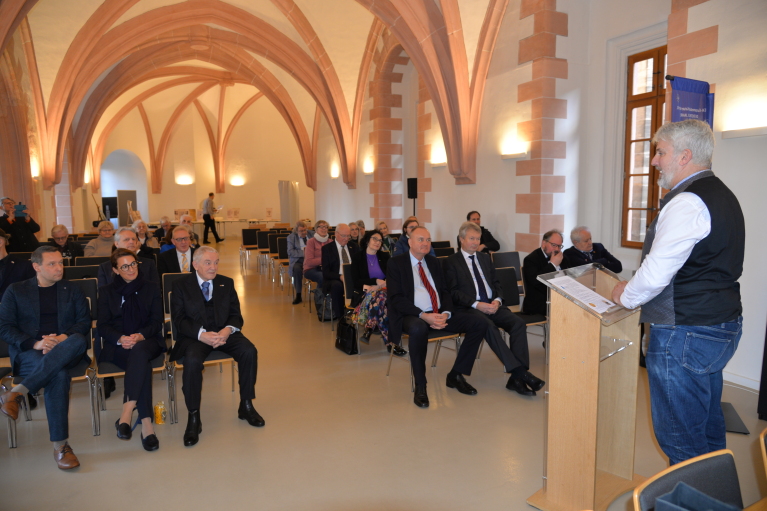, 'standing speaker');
407,178,418,199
